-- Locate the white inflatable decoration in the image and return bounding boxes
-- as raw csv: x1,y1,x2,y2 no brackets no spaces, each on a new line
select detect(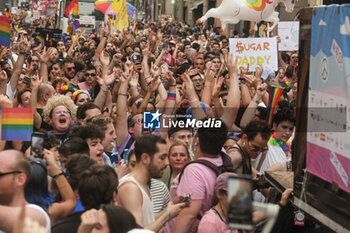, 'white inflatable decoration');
196,0,295,31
